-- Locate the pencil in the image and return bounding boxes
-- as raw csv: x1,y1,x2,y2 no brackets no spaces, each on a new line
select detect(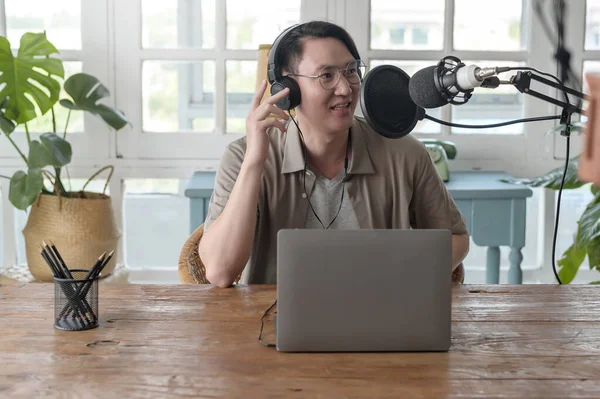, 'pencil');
87,252,107,279
48,240,70,276
59,252,106,321
94,249,115,278
43,248,90,324
65,249,114,321
43,241,95,324
39,245,60,278
43,240,73,280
